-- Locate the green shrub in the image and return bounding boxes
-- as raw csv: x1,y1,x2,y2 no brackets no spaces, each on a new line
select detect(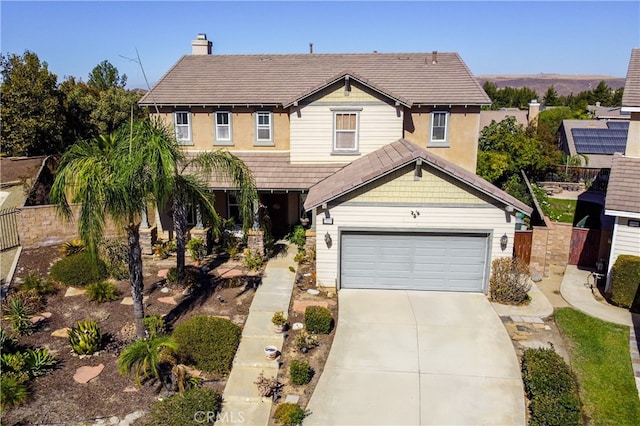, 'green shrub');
86,281,120,303
148,387,221,426
274,402,309,426
521,347,580,426
304,306,333,334
2,297,34,336
68,319,103,355
172,316,241,375
294,330,318,353
0,374,29,411
243,249,264,270
610,255,640,309
186,237,206,261
165,267,199,288
100,238,129,280
60,239,85,256
49,252,108,286
20,272,57,295
286,225,306,251
0,327,18,353
289,359,314,385
143,315,167,338
489,257,531,305
294,250,306,264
